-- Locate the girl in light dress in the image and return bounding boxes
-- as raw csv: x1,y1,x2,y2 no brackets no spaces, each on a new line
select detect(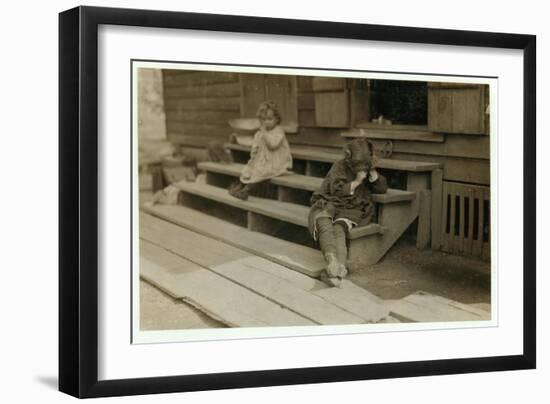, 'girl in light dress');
228,101,292,200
